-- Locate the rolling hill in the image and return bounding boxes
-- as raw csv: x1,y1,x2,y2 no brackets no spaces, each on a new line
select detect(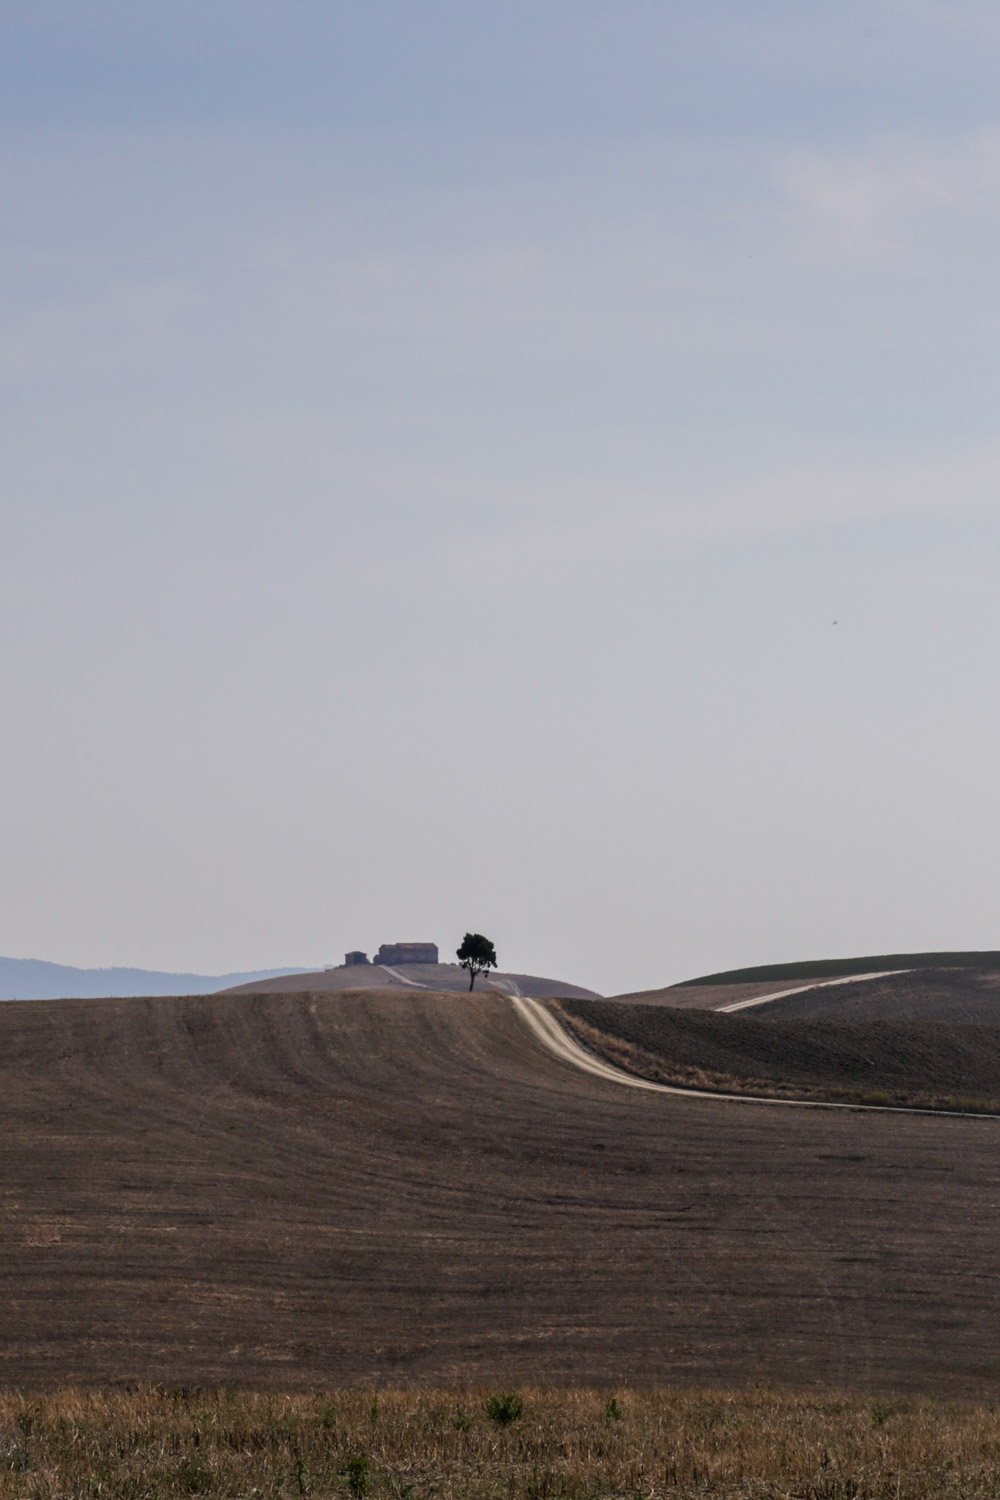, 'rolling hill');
614,951,1000,1016
1,985,999,1393
736,966,1000,1022
558,995,1000,1110
221,960,599,998
673,949,1000,987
